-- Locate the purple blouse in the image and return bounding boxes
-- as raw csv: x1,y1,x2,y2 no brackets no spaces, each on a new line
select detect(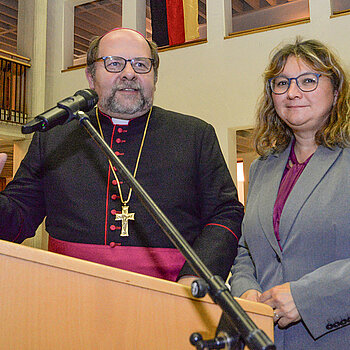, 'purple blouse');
273,144,314,251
